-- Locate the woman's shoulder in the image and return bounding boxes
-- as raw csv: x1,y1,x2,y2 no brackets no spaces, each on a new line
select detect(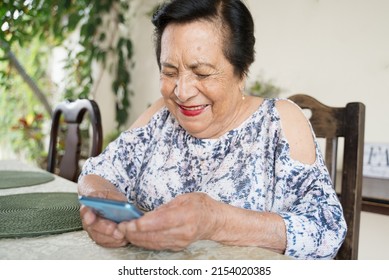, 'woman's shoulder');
273,98,316,165
273,98,305,119
260,97,300,113
248,97,301,122
129,98,166,129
